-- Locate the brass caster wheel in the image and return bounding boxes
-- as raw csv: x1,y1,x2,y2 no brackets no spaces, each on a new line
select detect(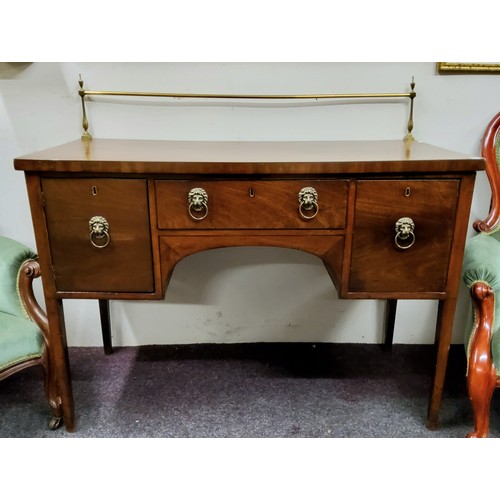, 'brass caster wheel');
48,416,63,430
